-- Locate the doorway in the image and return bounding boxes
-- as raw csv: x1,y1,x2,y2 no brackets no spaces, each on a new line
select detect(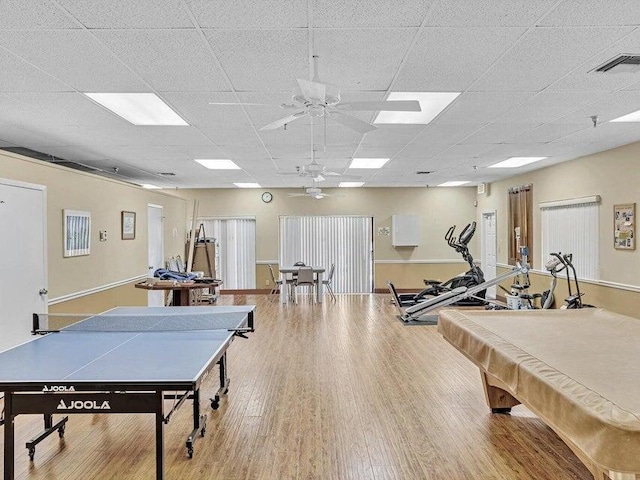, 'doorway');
481,210,497,299
0,178,47,351
147,204,164,306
